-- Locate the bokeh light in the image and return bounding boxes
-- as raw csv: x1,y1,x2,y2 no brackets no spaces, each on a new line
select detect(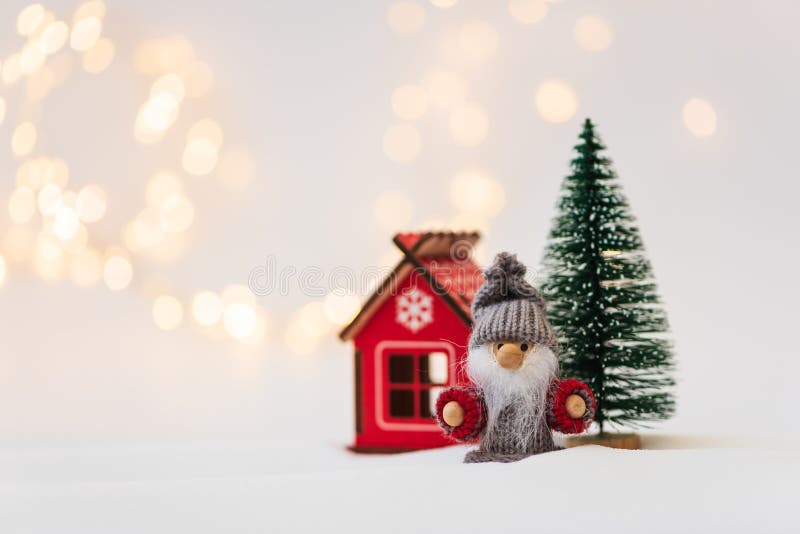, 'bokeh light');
3,226,35,263
382,123,421,163
69,247,102,286
458,21,499,61
574,16,613,52
70,16,102,52
8,187,37,224
159,193,195,233
373,190,413,229
152,294,184,331
73,1,107,22
52,205,80,240
430,0,458,7
223,303,257,340
81,37,115,73
17,4,45,37
535,79,579,123
508,0,548,25
192,291,223,326
11,122,37,157
285,301,333,355
449,170,506,217
426,71,468,110
145,170,183,207
682,98,717,137
2,54,22,85
449,104,489,146
76,184,107,223
40,21,69,55
387,1,426,34
391,84,428,121
323,290,361,327
103,252,133,291
37,184,61,216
